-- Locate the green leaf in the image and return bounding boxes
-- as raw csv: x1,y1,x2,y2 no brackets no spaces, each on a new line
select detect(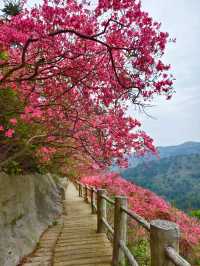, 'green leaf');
0,51,9,61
